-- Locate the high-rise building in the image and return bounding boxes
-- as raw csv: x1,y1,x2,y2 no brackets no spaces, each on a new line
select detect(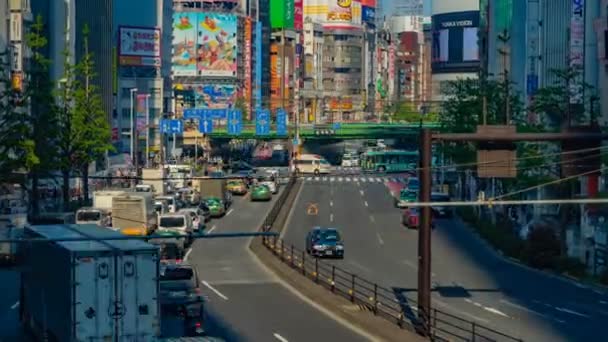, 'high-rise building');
595,0,608,126
395,0,423,16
